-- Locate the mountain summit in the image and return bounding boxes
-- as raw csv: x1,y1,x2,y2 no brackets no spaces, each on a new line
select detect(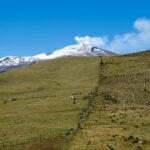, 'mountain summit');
0,44,117,72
